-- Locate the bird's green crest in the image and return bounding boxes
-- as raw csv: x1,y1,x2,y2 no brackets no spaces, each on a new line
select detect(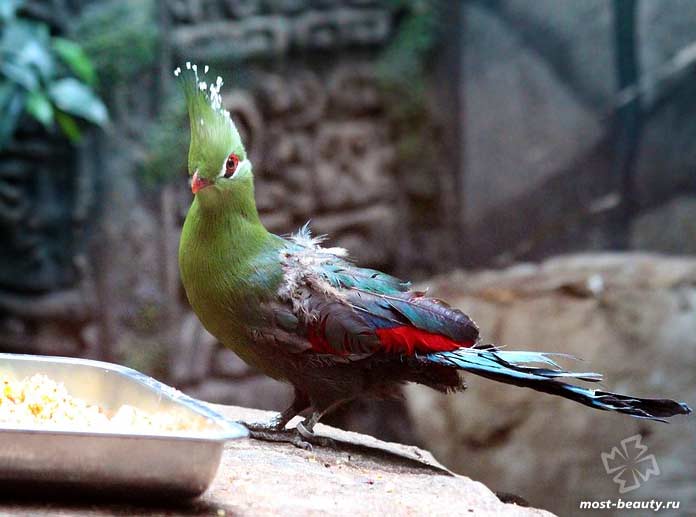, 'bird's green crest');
176,63,246,180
